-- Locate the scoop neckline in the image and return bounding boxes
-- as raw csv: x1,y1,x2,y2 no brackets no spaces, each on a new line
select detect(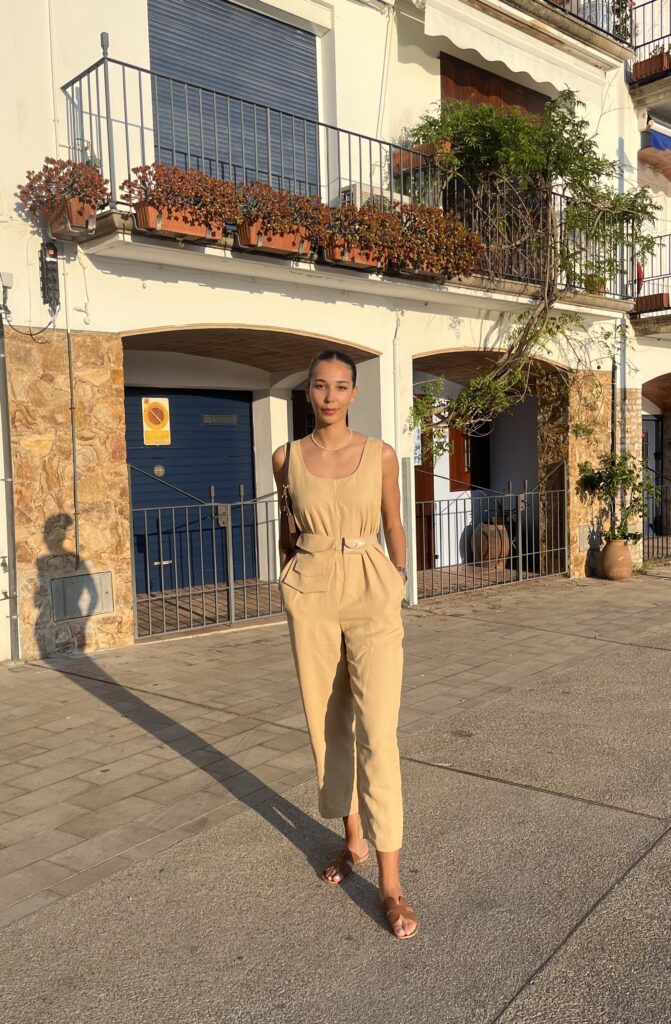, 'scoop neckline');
295,436,370,481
